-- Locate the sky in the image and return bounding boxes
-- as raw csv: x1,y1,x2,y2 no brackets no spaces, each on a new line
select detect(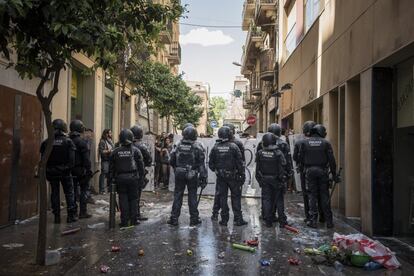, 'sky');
179,0,245,99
